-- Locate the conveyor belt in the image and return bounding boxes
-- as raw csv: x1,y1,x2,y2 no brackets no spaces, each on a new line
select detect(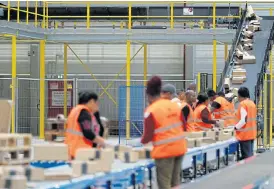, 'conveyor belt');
183,150,274,189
